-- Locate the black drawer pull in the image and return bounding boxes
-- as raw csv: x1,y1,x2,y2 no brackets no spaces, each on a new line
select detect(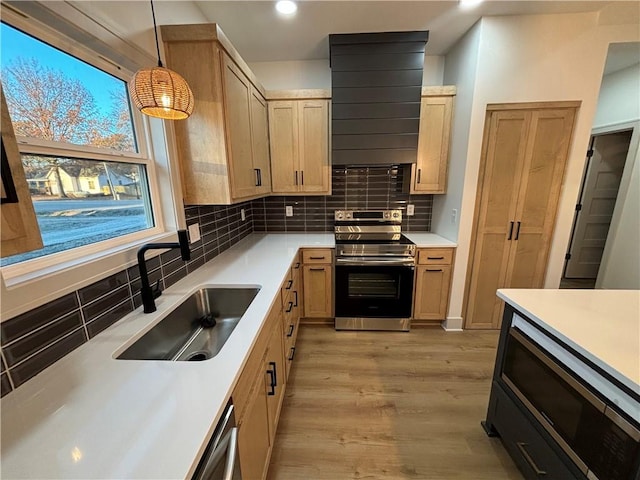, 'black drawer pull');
294,262,300,269
288,347,296,361
427,256,445,260
515,221,521,240
426,268,443,272
309,267,325,271
286,301,294,313
266,368,275,395
508,221,514,240
287,324,294,337
285,279,293,290
293,290,298,307
269,361,277,387
516,442,547,476
309,256,325,260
